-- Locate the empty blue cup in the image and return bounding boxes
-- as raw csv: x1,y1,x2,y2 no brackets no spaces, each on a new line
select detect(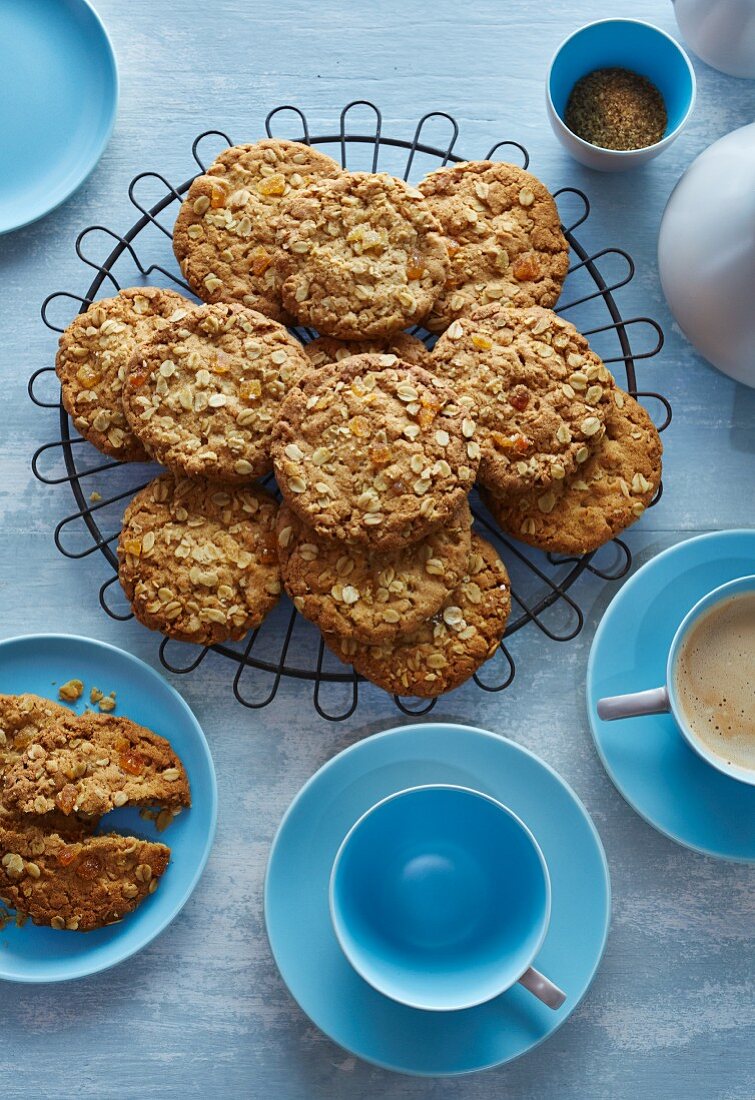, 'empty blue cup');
330,785,566,1011
546,19,696,171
